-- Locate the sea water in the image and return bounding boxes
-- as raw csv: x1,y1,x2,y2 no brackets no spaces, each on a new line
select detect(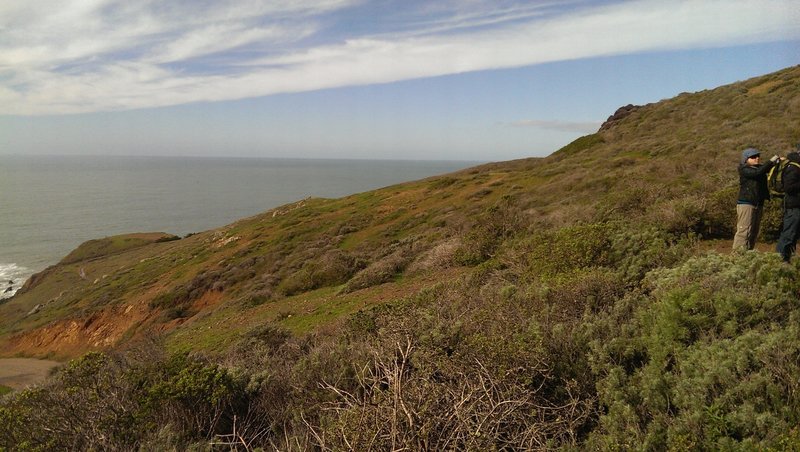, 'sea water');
0,155,477,299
